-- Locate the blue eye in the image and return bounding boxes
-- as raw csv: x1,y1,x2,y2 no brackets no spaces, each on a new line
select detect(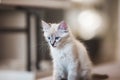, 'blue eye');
55,37,60,40
48,37,50,39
